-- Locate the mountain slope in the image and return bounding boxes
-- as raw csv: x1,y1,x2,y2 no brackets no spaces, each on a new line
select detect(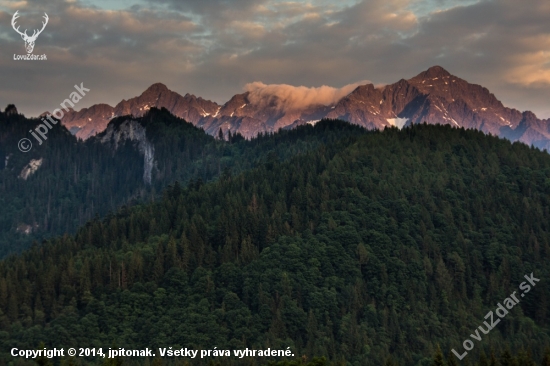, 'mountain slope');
59,66,550,150
0,108,366,257
325,66,550,150
1,124,550,365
